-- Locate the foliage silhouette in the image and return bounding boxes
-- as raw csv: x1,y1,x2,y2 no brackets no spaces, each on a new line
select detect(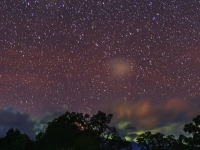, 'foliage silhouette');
180,115,200,150
0,128,34,150
35,111,132,150
136,131,179,150
35,111,85,150
2,112,200,150
73,135,99,150
136,115,200,150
